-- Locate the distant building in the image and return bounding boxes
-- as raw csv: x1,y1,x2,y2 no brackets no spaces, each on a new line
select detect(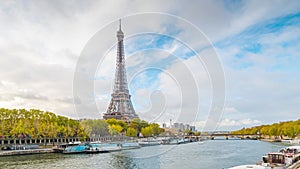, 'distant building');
162,123,167,128
172,122,186,131
179,123,185,131
190,126,196,132
170,122,197,133
173,123,179,129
